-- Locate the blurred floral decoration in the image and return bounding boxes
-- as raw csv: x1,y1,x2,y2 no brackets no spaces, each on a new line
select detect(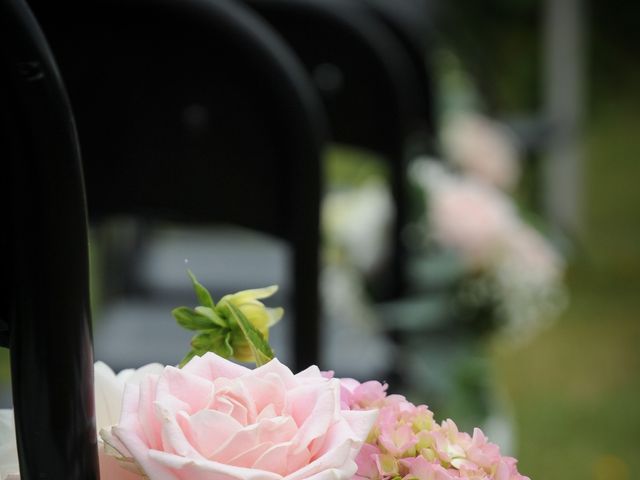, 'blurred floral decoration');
321,66,568,448
412,114,567,343
318,42,572,456
319,146,395,380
